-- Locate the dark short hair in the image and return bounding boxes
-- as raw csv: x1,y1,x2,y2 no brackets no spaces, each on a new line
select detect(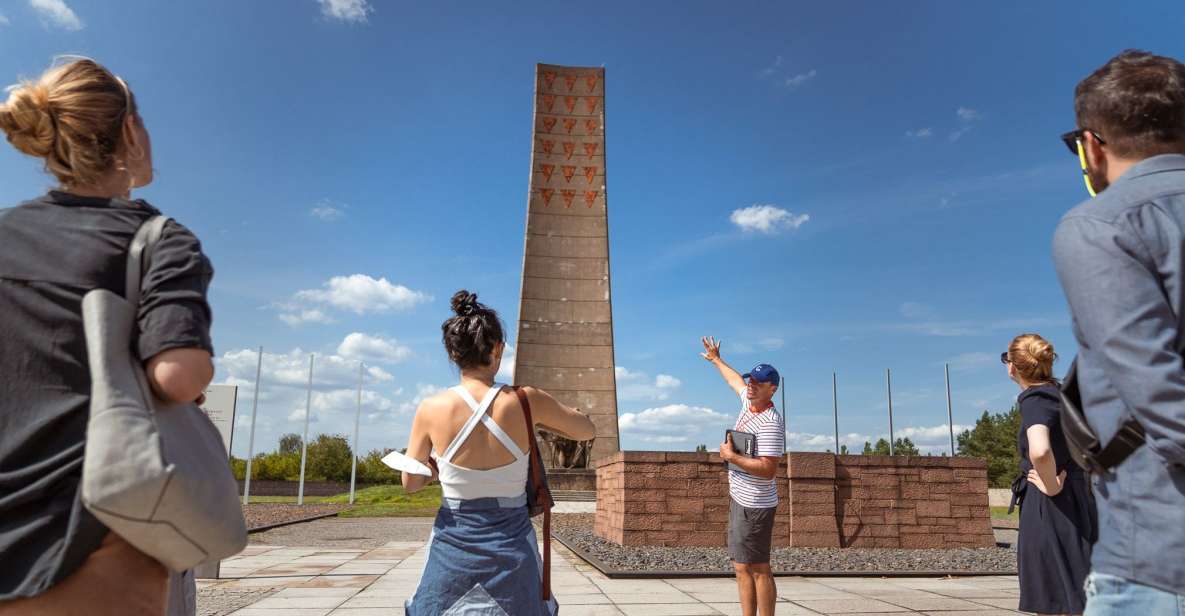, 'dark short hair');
1075,50,1185,159
441,290,504,370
